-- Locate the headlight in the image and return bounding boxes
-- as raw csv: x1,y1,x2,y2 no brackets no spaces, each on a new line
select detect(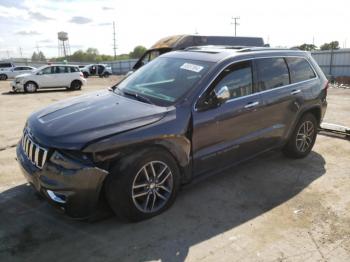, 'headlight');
51,150,93,166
